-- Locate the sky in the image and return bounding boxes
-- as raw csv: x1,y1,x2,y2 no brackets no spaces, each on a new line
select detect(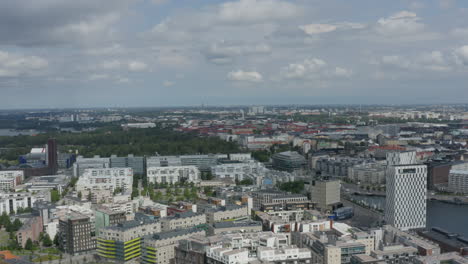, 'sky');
1,0,468,109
